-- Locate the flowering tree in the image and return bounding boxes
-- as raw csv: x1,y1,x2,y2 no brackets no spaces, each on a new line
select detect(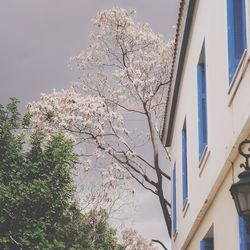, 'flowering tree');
122,229,158,250
28,7,173,237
